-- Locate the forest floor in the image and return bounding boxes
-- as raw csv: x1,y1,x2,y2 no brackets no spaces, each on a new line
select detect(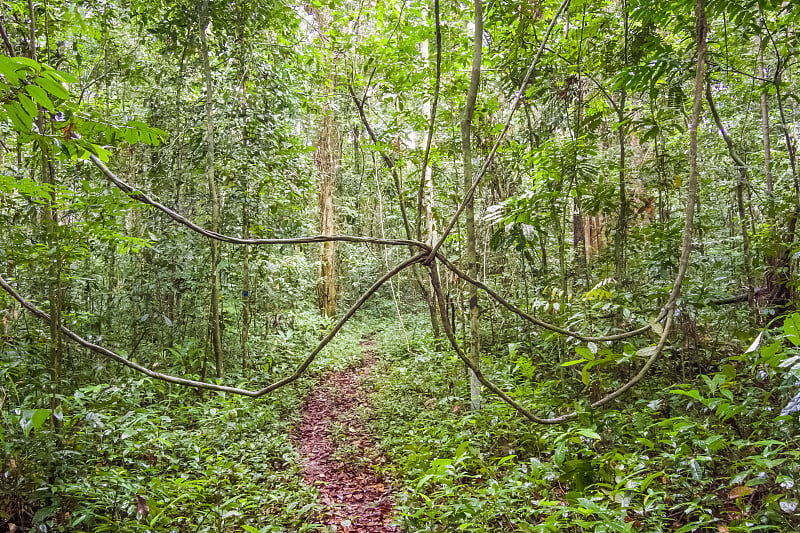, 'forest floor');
297,336,399,532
